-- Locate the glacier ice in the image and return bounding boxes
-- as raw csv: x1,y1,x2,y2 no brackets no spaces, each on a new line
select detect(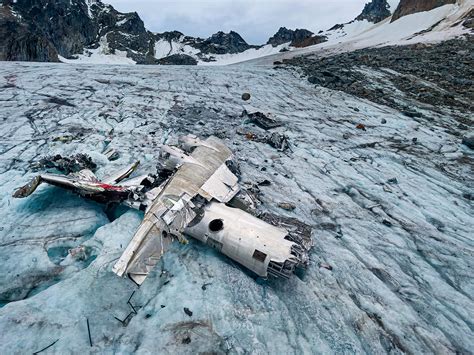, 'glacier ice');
0,62,472,354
